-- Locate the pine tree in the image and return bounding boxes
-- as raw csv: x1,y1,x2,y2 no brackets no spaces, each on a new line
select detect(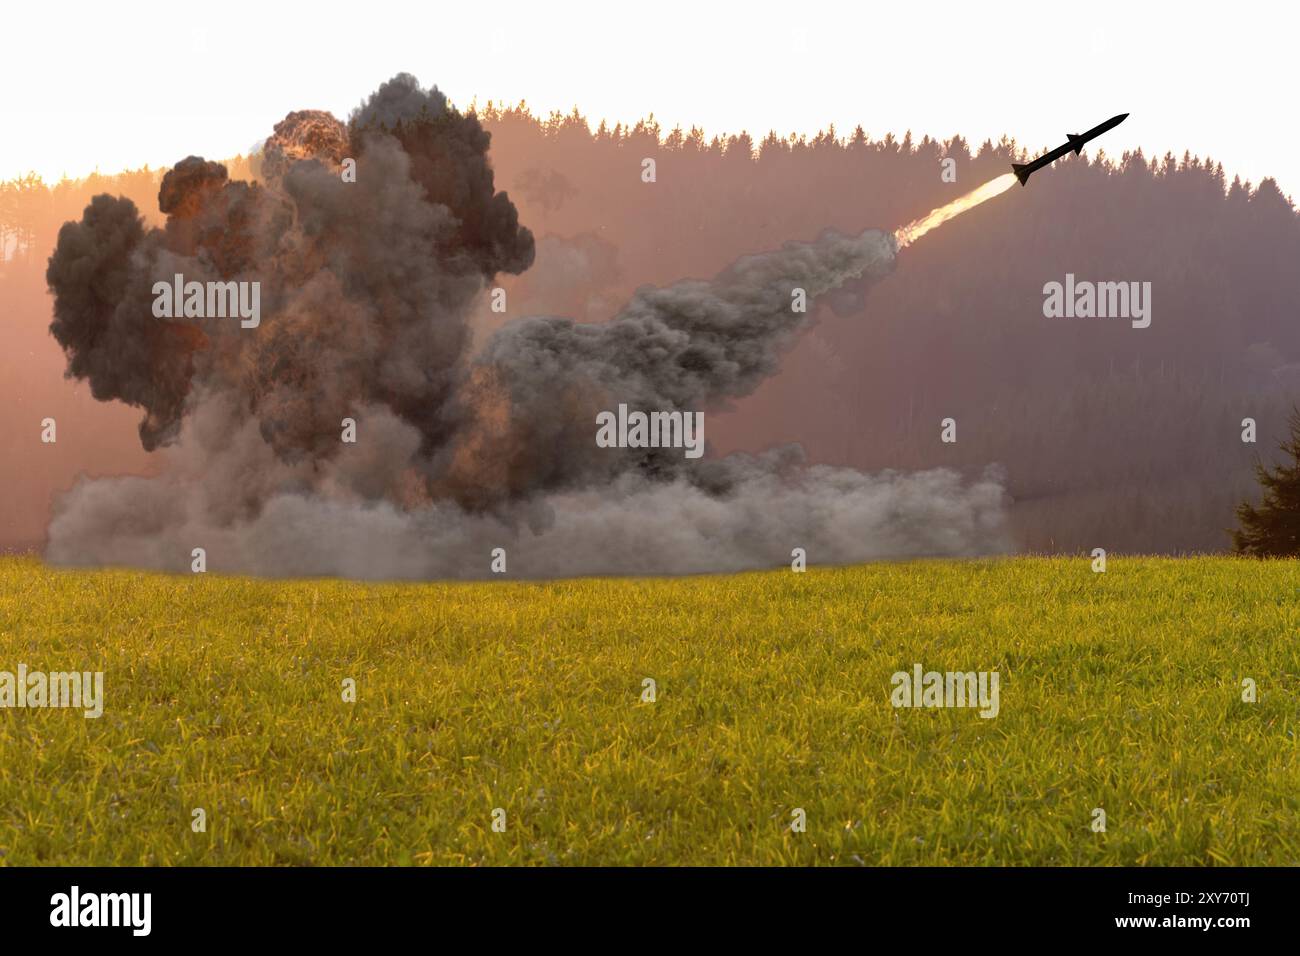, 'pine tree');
1233,408,1300,555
